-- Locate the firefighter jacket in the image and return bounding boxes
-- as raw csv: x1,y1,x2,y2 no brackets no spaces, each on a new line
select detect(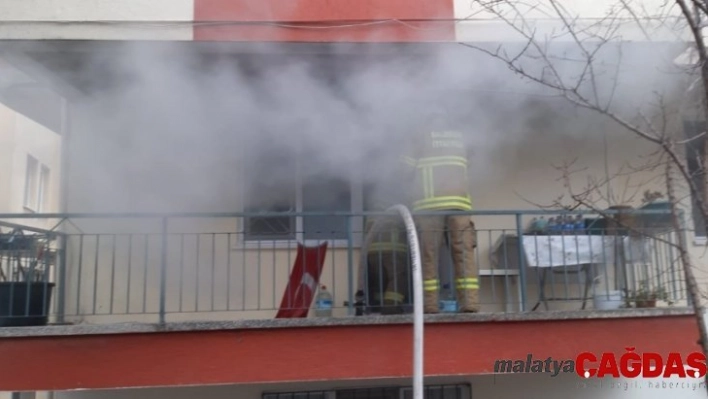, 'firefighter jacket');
401,130,472,212
363,163,411,254
364,208,409,254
